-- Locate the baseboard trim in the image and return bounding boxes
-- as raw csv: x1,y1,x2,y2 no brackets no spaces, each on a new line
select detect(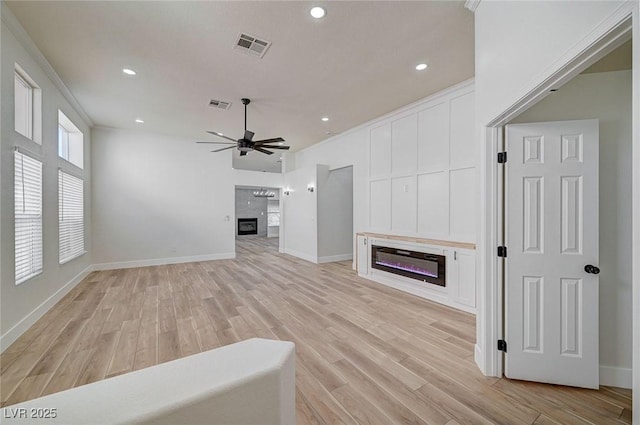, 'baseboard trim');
600,365,632,389
283,249,318,264
475,344,485,375
92,252,236,271
317,254,353,264
0,265,94,353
